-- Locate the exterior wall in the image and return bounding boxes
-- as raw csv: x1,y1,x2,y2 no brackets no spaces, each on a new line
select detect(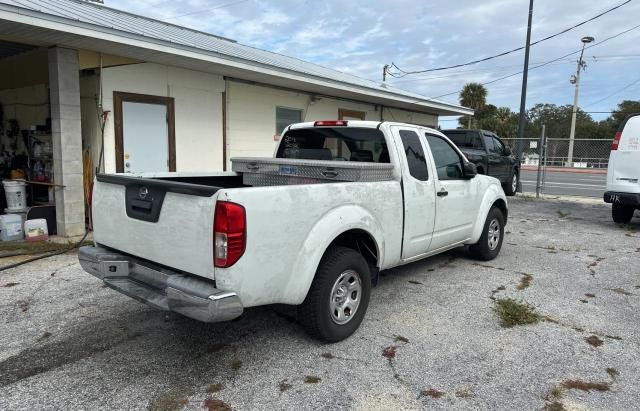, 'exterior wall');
95,62,225,173
225,81,438,167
